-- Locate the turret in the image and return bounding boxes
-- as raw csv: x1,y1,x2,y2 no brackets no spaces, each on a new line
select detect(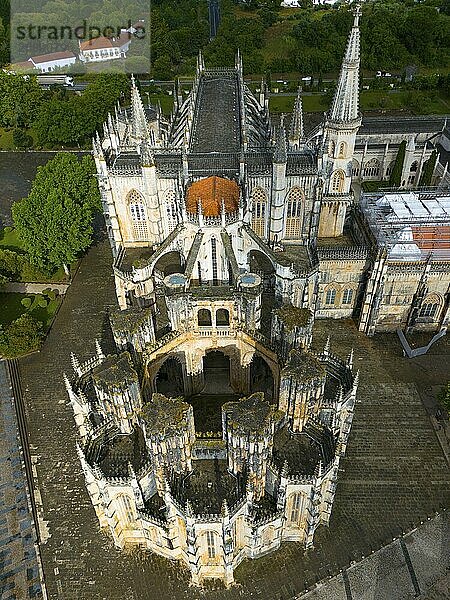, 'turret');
319,5,362,235
92,352,142,434
222,393,281,500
